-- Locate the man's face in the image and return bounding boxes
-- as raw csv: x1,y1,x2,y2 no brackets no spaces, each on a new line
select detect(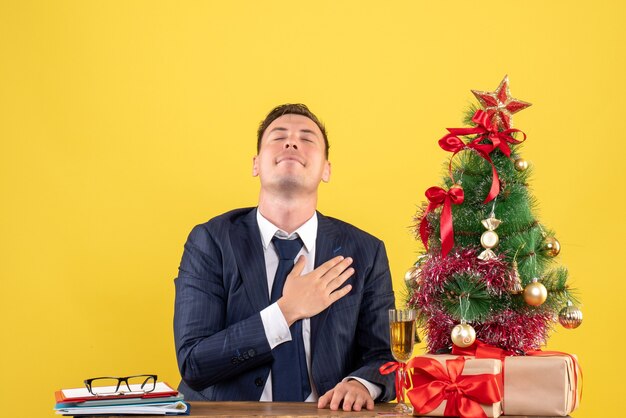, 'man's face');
253,114,330,194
